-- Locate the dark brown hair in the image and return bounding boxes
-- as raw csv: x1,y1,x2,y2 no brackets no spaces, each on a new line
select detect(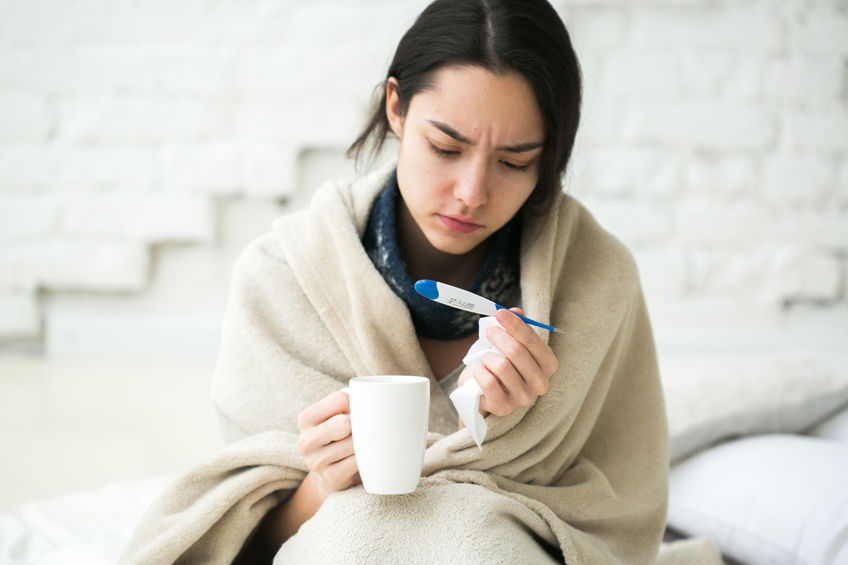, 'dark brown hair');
348,0,582,214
